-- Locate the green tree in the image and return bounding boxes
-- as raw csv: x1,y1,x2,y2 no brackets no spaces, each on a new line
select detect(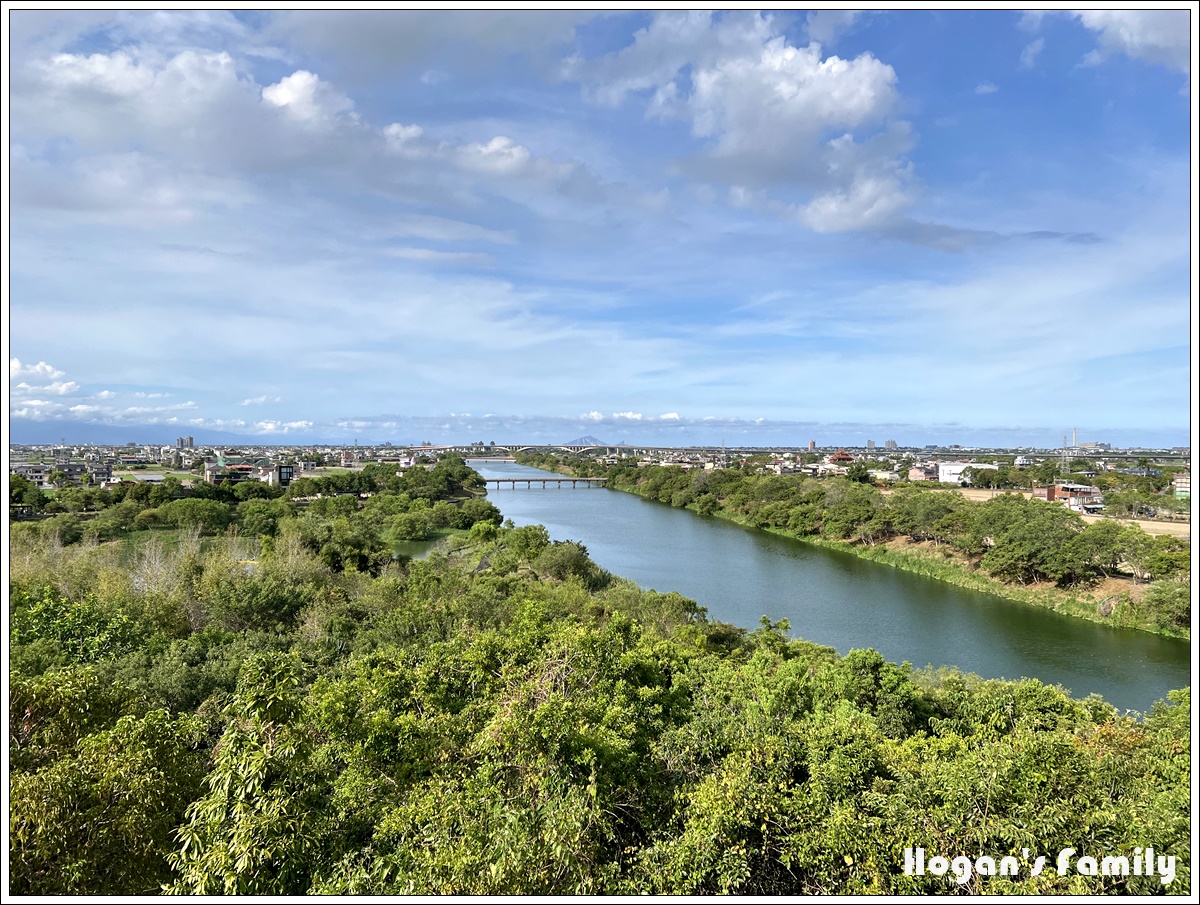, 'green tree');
168,653,329,895
9,710,205,895
157,498,232,535
845,462,872,484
